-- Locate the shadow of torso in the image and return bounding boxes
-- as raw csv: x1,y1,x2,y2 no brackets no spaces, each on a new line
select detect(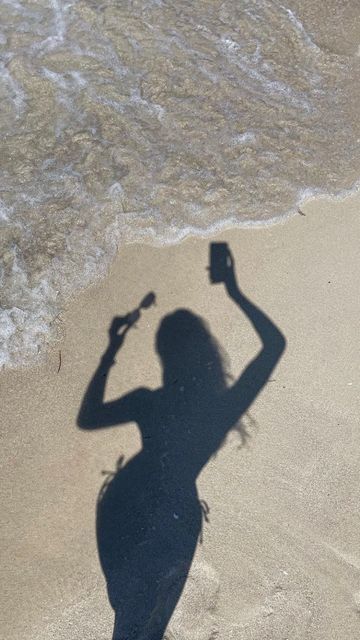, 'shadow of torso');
97,384,233,640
